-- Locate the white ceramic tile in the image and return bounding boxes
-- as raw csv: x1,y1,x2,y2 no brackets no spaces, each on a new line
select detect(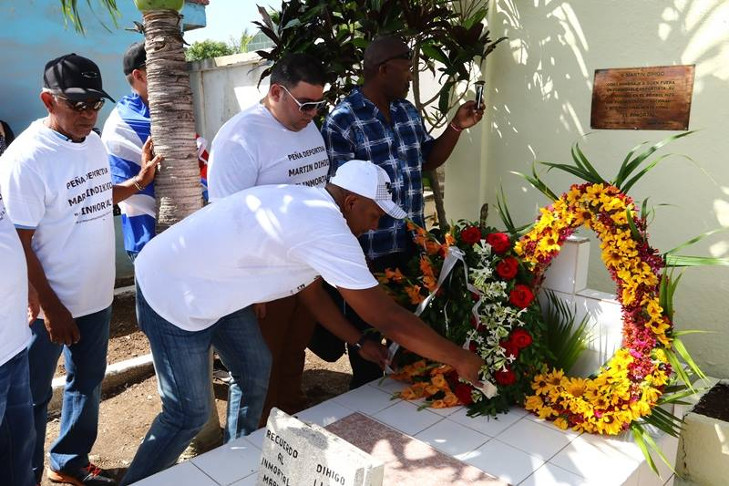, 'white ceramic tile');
132,461,218,486
294,400,353,427
368,376,408,394
519,463,590,486
461,439,544,485
414,417,490,457
496,417,579,460
331,383,397,415
549,433,642,483
448,405,527,437
243,426,267,450
191,436,260,485
373,400,444,436
230,473,258,486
